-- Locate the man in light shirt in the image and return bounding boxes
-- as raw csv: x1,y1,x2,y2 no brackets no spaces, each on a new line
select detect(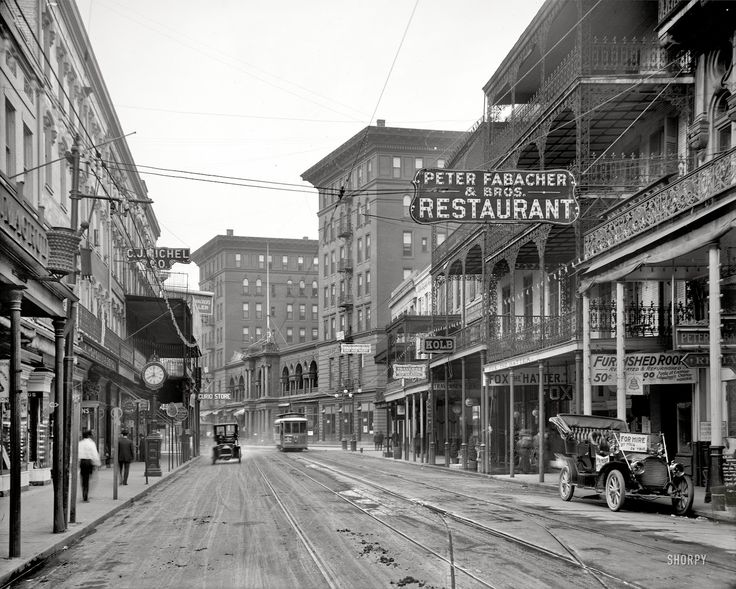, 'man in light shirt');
78,430,102,501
